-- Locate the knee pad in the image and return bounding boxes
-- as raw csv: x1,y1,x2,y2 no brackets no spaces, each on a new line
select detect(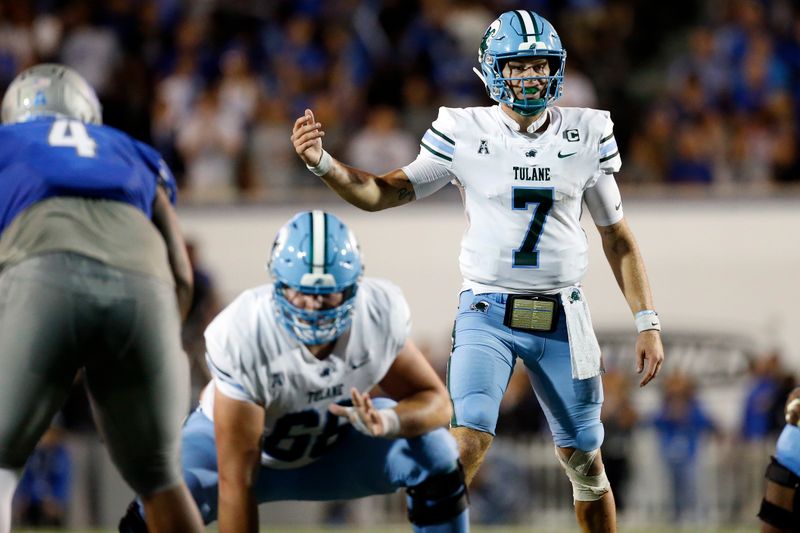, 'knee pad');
406,463,469,526
555,447,611,502
758,457,800,529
